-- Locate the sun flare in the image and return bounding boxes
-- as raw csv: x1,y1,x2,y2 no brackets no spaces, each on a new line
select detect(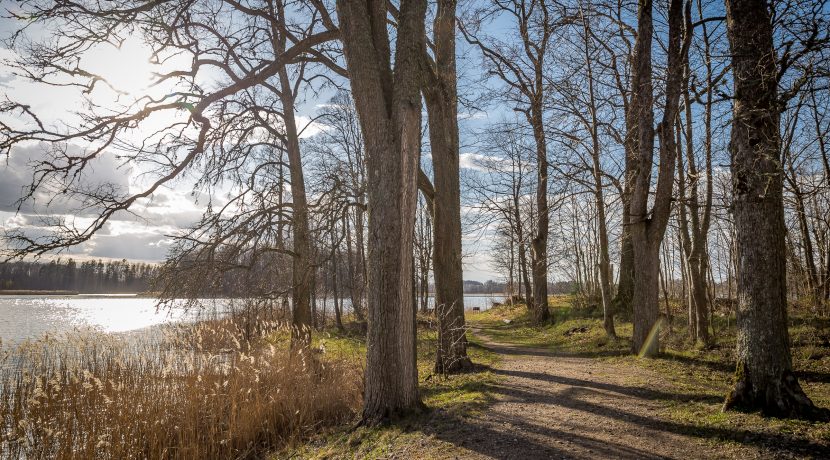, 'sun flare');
86,39,157,98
